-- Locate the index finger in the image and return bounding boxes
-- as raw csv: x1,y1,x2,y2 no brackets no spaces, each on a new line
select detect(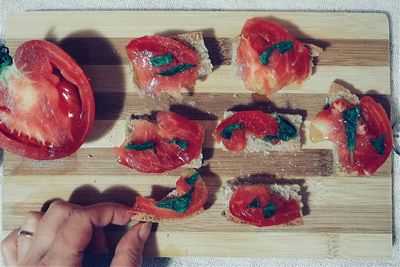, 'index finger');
40,203,132,266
